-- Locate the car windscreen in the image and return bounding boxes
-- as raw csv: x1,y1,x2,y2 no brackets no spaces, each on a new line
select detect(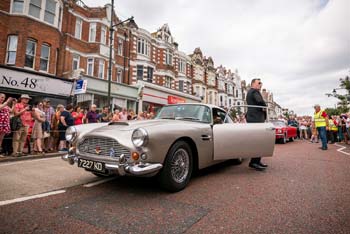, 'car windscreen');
271,121,286,127
155,105,211,123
